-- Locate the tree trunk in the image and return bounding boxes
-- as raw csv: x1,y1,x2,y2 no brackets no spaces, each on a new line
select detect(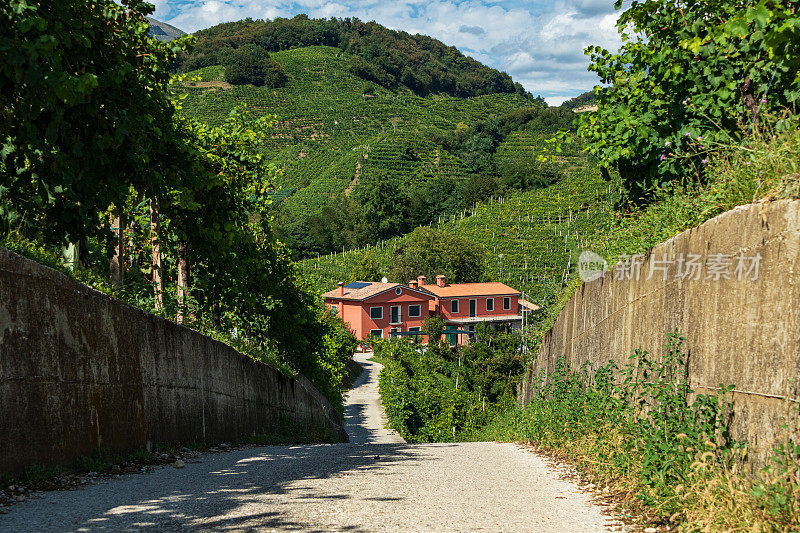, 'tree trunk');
109,212,124,287
177,235,190,324
129,215,140,271
78,239,89,269
150,196,163,312
740,75,759,132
